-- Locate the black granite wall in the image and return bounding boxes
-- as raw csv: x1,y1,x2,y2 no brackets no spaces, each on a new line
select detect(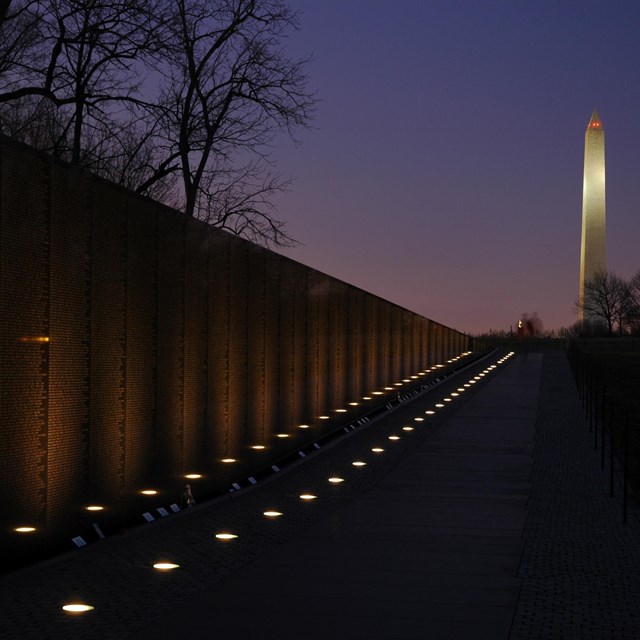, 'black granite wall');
0,136,471,564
